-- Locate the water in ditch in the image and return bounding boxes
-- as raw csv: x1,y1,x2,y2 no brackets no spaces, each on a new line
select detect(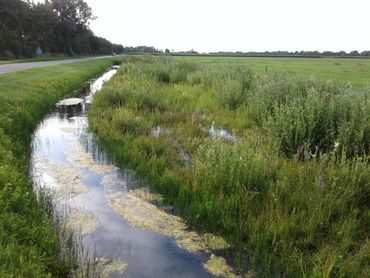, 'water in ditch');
30,67,238,278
